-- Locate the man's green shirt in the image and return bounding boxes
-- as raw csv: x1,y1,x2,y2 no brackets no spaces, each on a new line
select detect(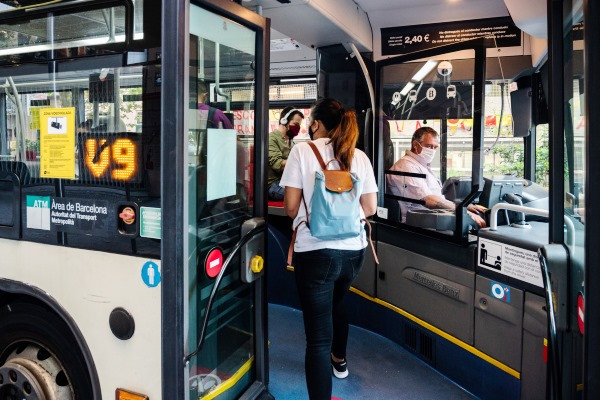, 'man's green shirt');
268,129,291,186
